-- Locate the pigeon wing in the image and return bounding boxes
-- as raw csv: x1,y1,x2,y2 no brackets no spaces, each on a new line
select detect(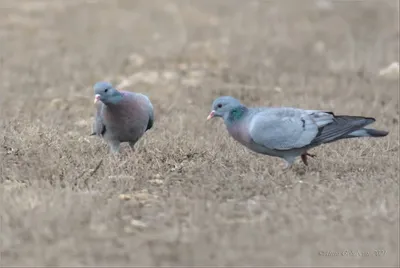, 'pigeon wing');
248,108,334,150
